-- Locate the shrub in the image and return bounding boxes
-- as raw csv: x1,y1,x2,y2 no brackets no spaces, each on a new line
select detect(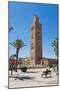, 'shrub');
9,65,15,71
